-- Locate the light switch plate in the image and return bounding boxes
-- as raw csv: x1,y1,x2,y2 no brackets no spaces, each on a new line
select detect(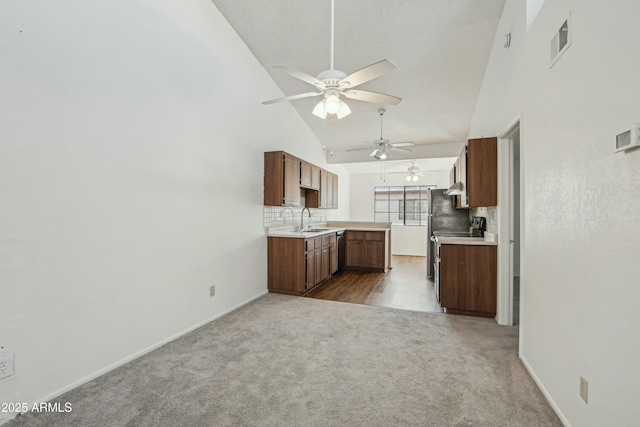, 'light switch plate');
0,353,14,380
